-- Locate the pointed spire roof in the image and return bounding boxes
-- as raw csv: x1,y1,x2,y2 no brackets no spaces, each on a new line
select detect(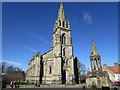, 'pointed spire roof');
58,2,66,21
91,40,99,56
